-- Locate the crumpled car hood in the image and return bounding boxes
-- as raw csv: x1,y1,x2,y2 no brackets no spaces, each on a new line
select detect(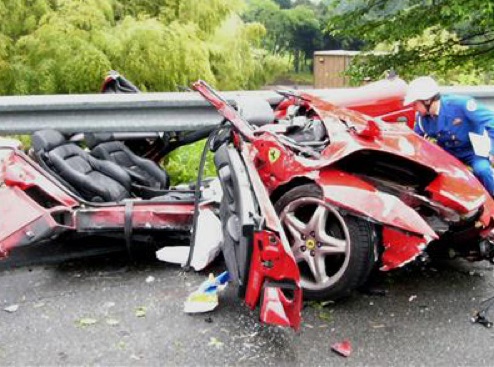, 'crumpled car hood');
305,94,489,214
